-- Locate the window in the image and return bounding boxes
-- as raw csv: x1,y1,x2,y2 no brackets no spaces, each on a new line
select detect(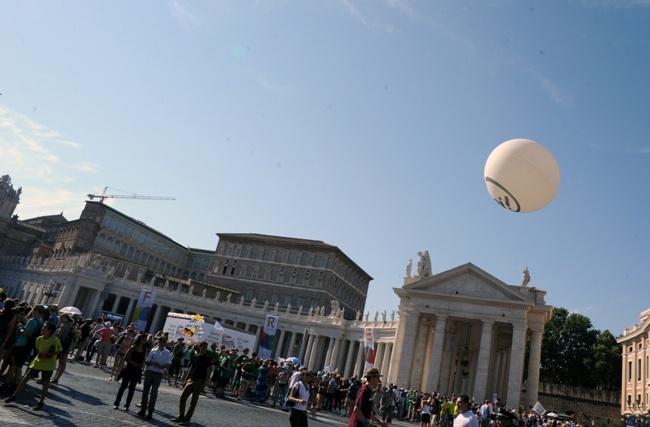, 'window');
227,245,234,256
639,359,642,381
294,253,302,264
311,298,318,308
271,293,278,304
257,248,265,259
263,268,271,280
303,275,310,286
258,289,266,301
235,246,242,256
282,252,289,263
307,253,315,266
244,246,252,257
320,256,328,268
245,289,254,300
284,296,291,306
269,250,277,262
297,297,304,307
251,267,259,279
629,361,633,381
